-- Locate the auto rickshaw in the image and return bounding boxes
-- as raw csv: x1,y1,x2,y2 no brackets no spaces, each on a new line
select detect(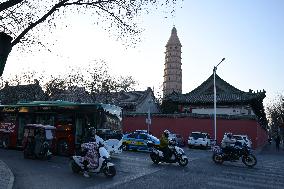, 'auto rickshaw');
22,124,56,159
